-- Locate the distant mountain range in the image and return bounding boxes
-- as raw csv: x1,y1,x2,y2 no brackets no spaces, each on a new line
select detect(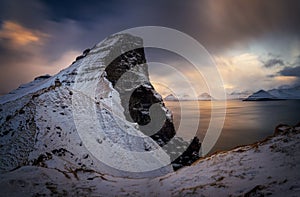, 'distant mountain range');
244,86,300,101
227,91,253,100
164,93,214,101
164,86,300,101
